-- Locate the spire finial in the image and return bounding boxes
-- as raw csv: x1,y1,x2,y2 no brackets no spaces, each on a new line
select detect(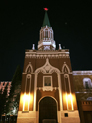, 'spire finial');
32,44,35,50
59,44,62,50
42,8,50,27
44,8,48,11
